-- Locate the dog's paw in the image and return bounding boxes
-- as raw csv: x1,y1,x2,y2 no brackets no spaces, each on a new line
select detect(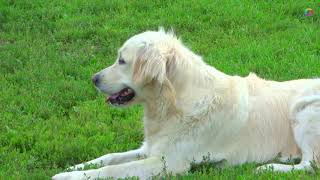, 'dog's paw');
52,171,84,180
256,163,297,173
256,164,275,173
